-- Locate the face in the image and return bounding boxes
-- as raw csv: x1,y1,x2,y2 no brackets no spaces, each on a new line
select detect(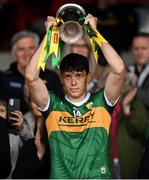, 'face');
0,103,7,119
12,37,37,72
71,39,90,58
61,71,91,102
131,36,149,65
